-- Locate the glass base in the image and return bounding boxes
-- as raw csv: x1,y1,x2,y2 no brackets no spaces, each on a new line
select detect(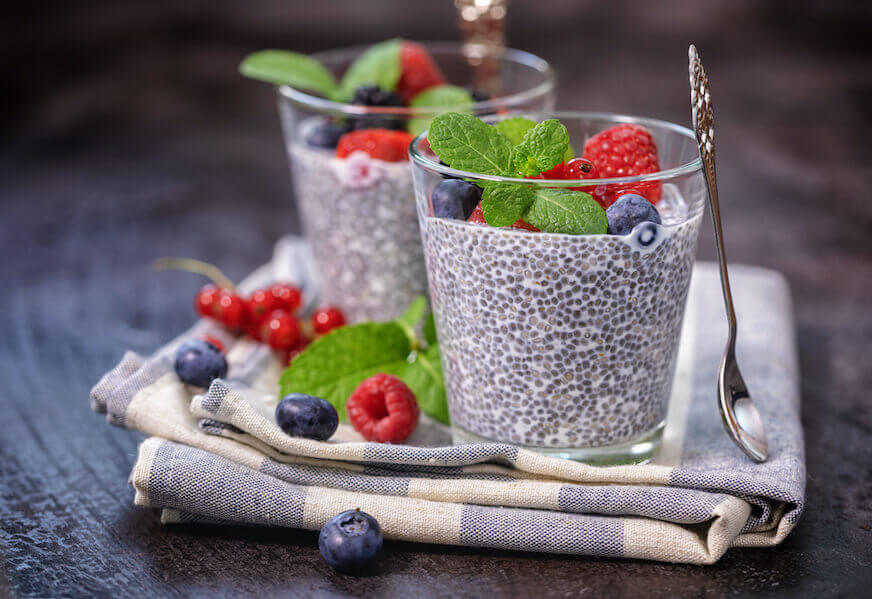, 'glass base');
451,422,665,465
